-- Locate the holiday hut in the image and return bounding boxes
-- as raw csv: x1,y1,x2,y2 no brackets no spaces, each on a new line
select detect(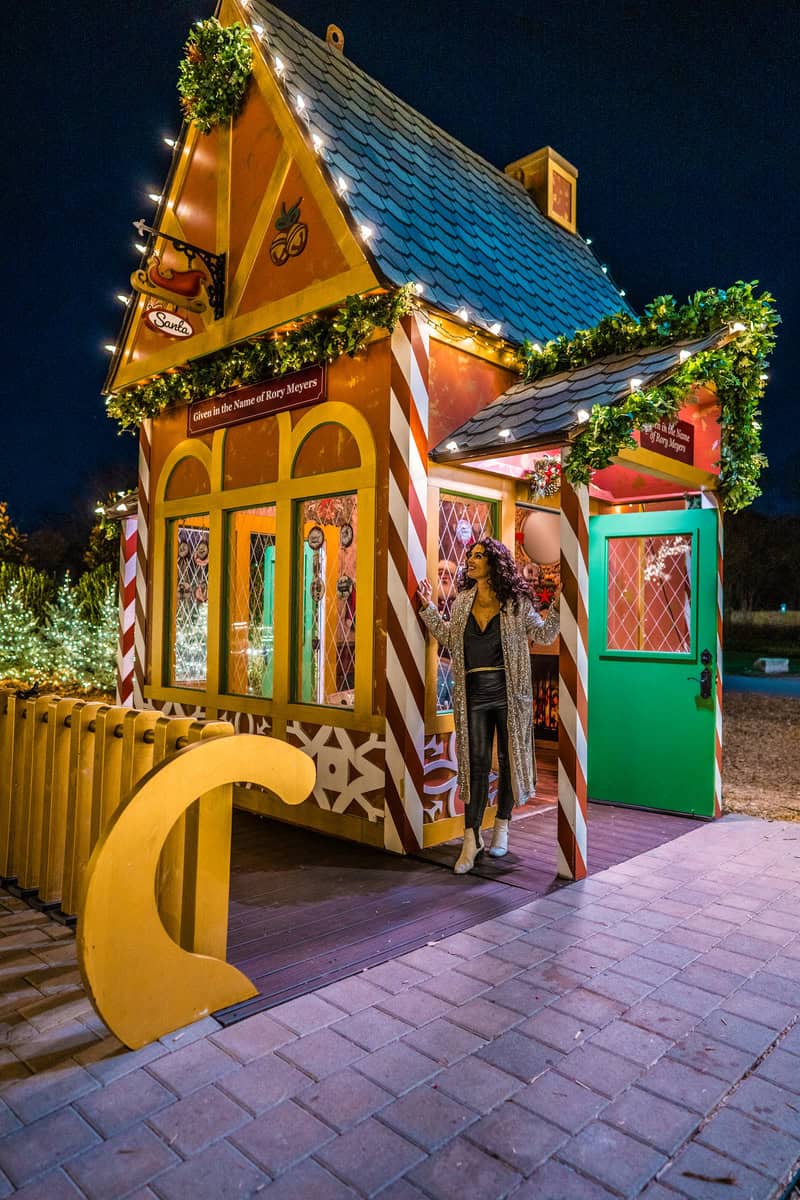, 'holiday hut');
104,0,775,878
